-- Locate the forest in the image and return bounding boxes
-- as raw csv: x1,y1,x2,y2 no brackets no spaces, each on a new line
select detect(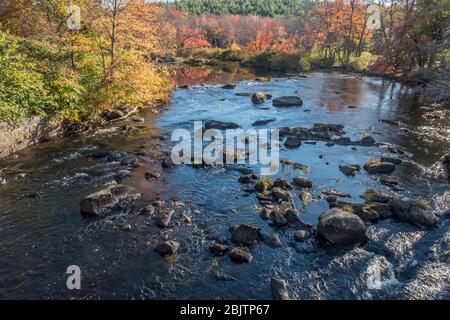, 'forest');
0,0,448,123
